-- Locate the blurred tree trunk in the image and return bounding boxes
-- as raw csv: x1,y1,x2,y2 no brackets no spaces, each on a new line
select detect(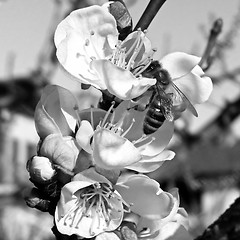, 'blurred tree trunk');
0,112,14,185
